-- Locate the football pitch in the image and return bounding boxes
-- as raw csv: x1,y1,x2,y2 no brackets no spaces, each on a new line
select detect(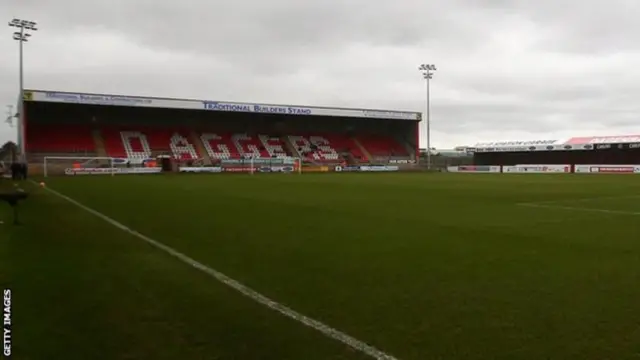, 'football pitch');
2,173,640,360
